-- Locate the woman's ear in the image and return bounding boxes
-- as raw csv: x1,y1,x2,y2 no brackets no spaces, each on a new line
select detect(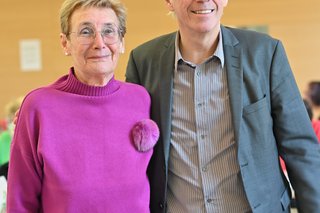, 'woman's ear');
222,0,228,7
165,0,174,11
60,33,70,56
120,38,125,54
